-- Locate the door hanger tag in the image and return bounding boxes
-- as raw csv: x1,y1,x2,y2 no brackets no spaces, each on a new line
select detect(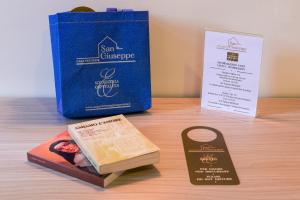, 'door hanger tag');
182,126,239,185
